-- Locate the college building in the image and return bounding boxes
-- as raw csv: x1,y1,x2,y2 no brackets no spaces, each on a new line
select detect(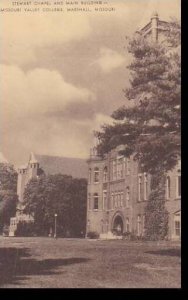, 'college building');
86,13,181,240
